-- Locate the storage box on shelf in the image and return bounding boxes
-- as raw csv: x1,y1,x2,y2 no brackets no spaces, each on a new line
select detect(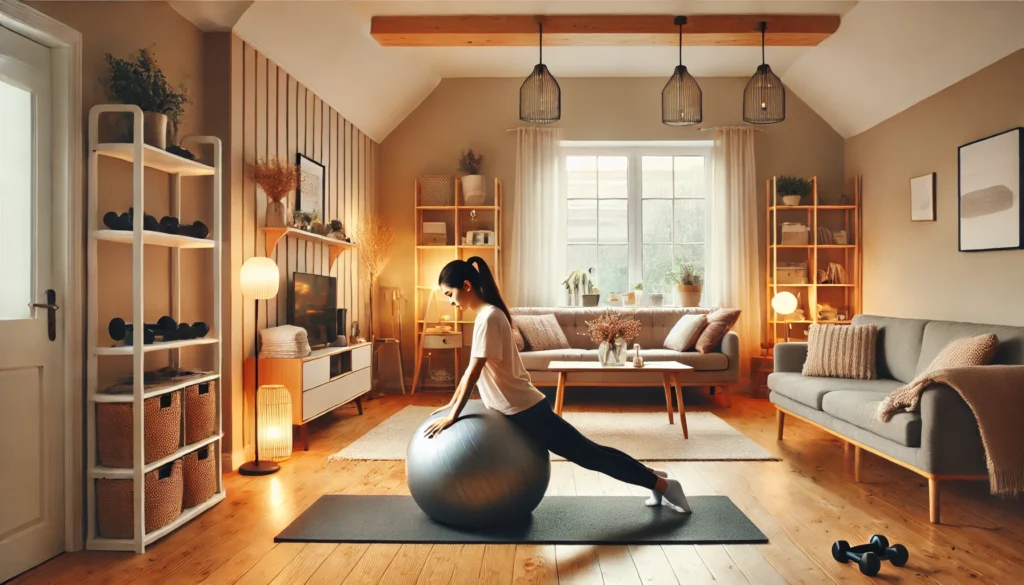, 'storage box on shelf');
86,105,224,553
764,175,863,344
412,176,503,393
